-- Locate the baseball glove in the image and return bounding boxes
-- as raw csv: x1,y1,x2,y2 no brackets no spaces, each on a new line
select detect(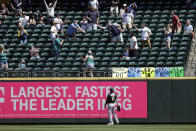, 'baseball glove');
117,105,121,112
